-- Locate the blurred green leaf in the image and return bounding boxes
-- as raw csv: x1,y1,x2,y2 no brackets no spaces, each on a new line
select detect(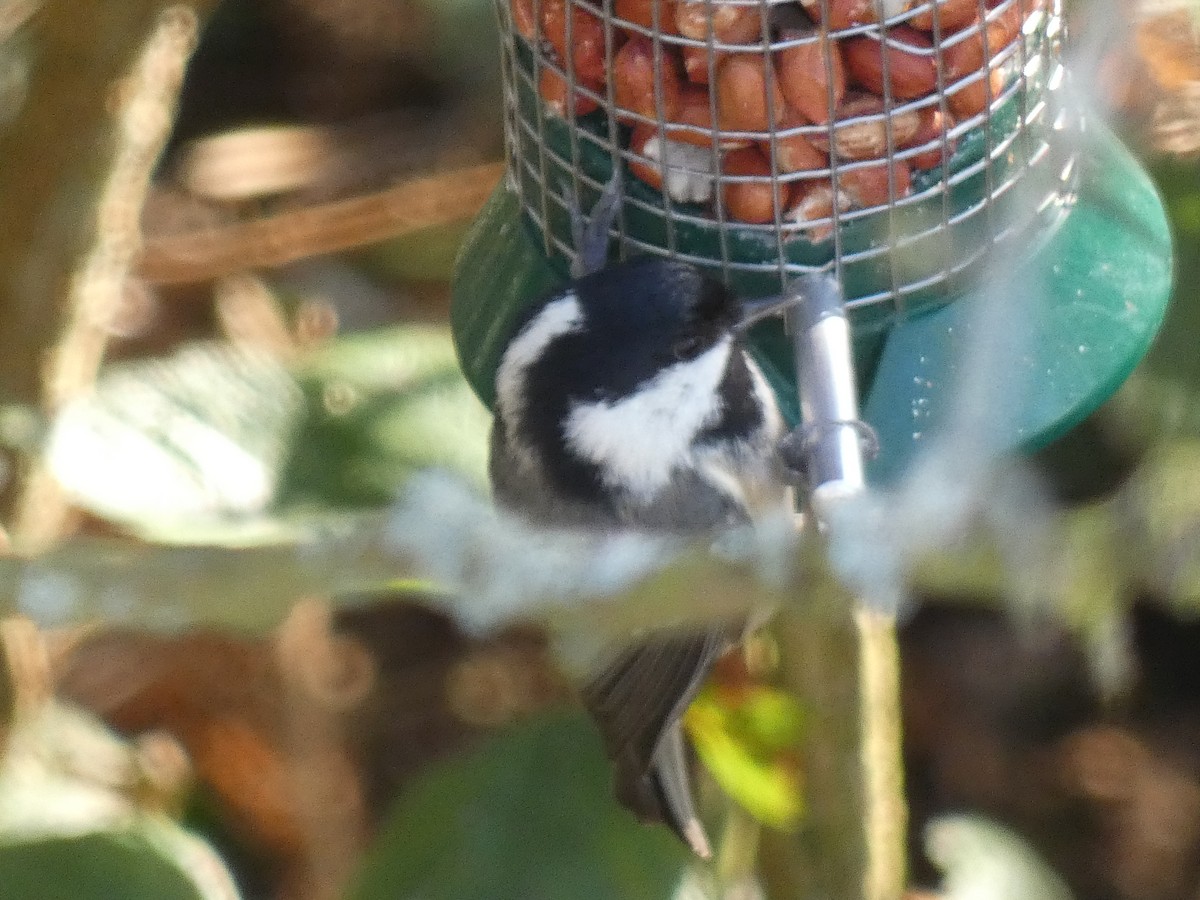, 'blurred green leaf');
348,711,692,900
1122,438,1200,604
687,685,805,830
40,325,489,545
0,702,240,900
282,323,490,510
0,832,204,900
926,813,1074,900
